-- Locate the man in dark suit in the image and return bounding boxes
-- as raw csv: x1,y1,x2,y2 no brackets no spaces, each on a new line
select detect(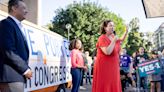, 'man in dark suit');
0,0,32,92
